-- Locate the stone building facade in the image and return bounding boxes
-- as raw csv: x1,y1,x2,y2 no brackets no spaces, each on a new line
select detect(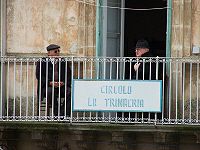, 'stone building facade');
0,0,200,150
